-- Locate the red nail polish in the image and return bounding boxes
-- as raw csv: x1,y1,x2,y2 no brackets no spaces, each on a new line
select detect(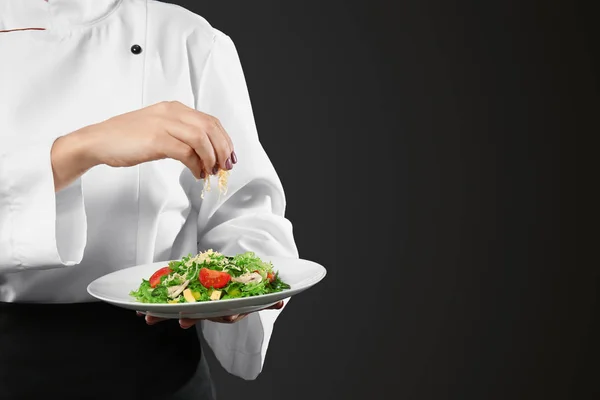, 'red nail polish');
212,165,218,175
231,151,238,164
225,158,233,170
